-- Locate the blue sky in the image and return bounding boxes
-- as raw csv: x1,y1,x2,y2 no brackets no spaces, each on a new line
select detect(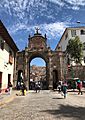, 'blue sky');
30,57,46,66
0,0,85,66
